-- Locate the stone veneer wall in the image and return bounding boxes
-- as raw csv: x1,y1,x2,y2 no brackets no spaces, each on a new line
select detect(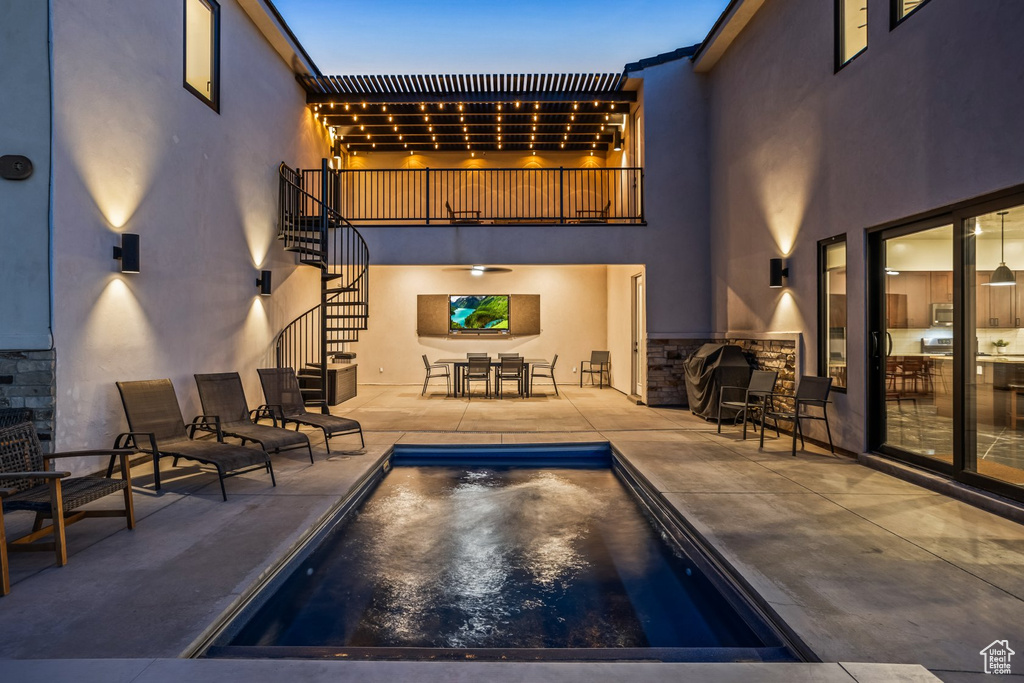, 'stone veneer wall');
0,349,55,449
646,337,797,407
